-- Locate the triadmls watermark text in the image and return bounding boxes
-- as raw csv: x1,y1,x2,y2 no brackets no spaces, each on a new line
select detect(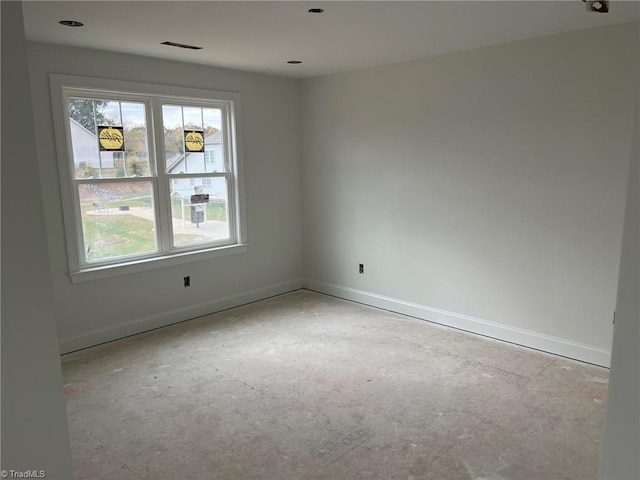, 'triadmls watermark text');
1,470,46,479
